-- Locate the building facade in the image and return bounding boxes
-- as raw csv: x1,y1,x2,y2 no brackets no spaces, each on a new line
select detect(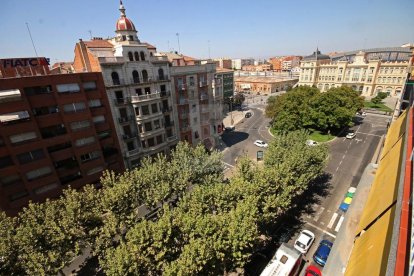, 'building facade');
235,76,298,95
0,62,123,215
215,68,234,99
73,3,179,168
163,53,224,150
231,58,255,70
213,58,232,69
298,47,411,98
